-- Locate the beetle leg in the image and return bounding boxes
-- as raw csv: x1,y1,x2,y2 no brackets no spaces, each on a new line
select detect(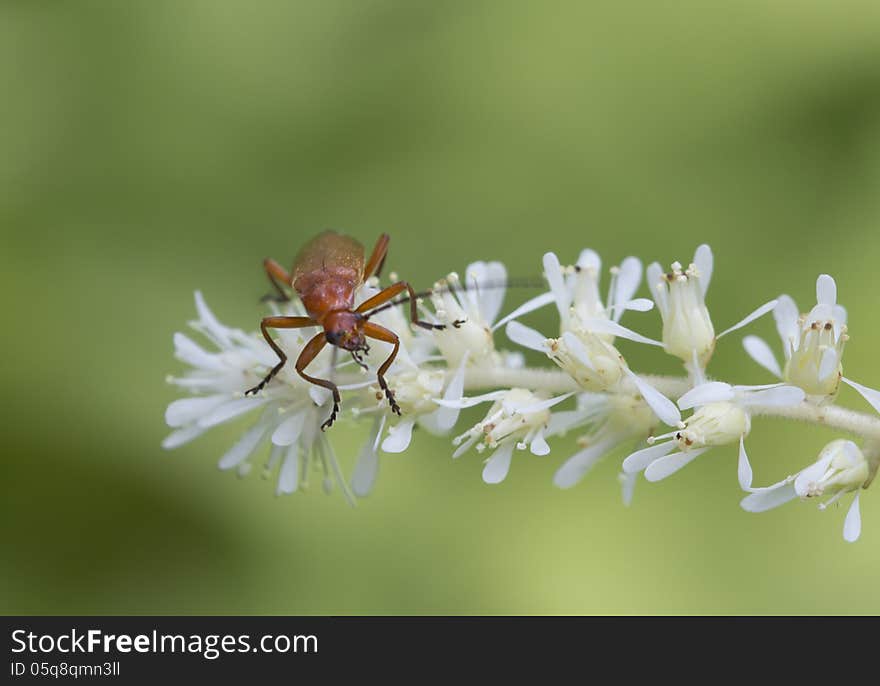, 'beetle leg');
362,233,390,281
244,316,316,395
362,321,402,415
261,257,293,303
357,281,446,331
294,333,342,431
